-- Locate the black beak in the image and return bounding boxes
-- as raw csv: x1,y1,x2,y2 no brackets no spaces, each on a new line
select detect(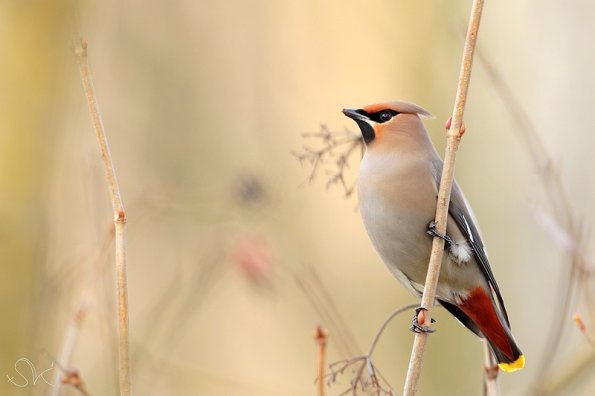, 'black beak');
342,108,375,144
342,108,370,122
